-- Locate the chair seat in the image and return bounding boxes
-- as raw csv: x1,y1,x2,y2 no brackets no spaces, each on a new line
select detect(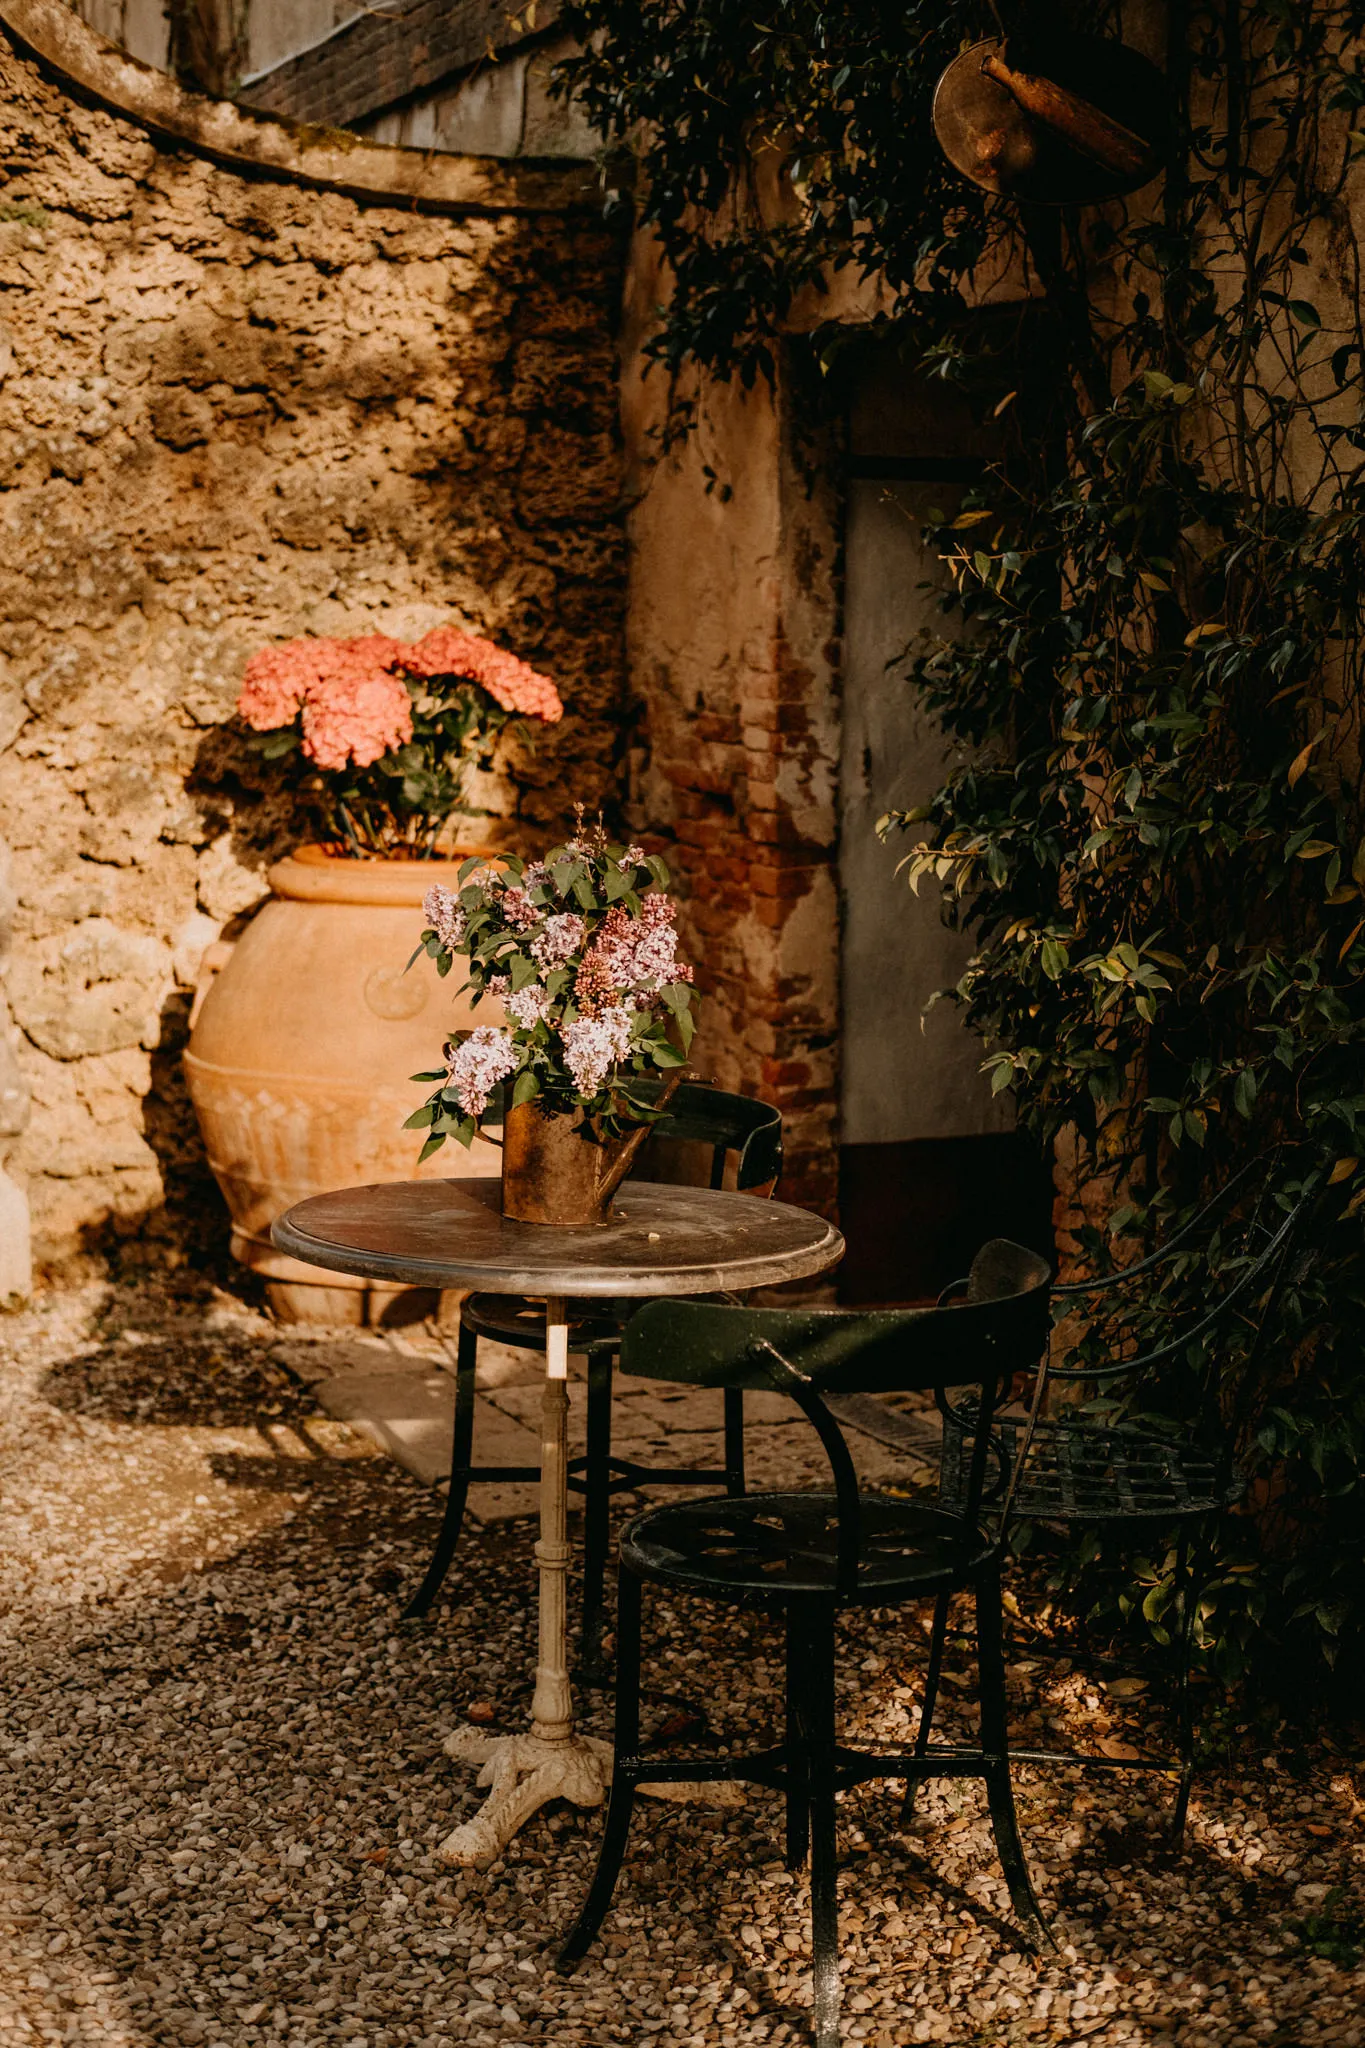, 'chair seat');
461,1292,627,1352
621,1491,993,1607
941,1414,1244,1523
